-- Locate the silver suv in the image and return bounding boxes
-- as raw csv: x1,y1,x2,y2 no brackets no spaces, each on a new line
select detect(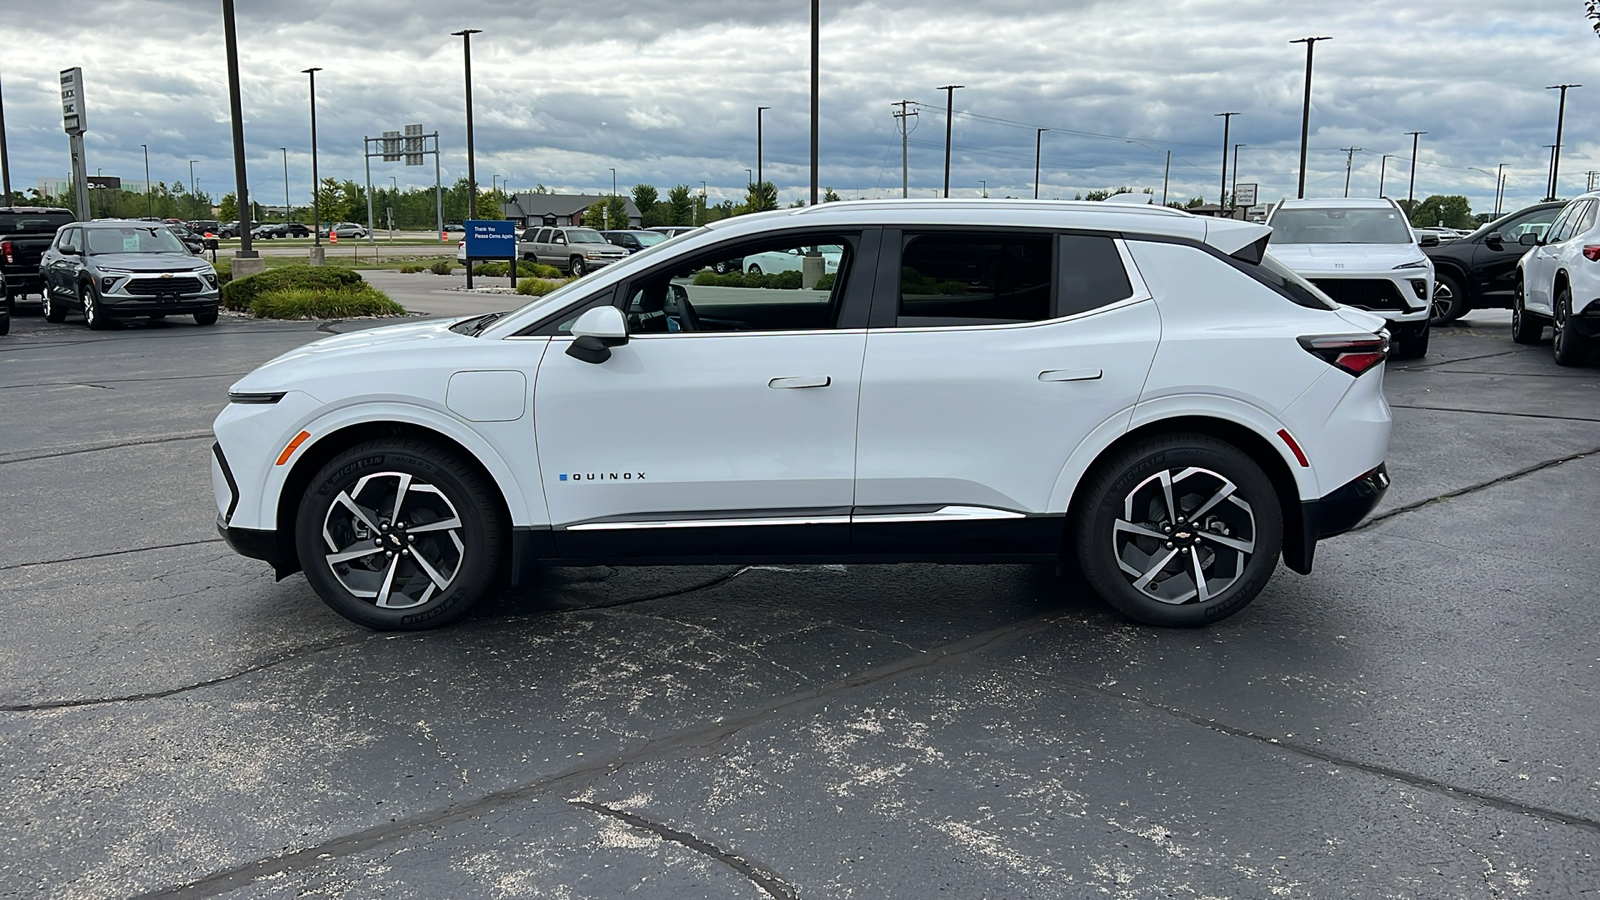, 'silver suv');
517,226,628,276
